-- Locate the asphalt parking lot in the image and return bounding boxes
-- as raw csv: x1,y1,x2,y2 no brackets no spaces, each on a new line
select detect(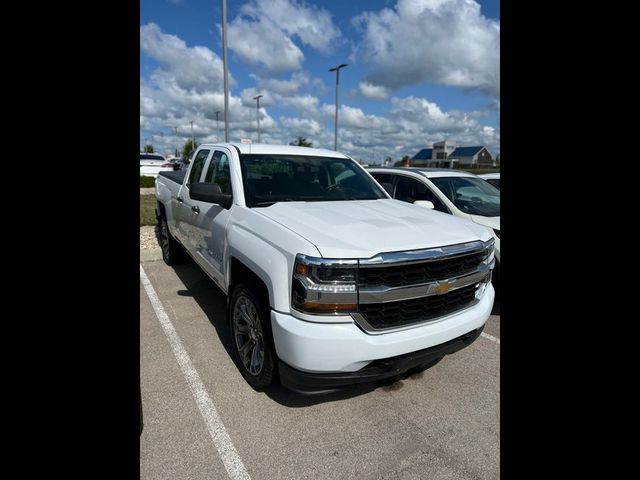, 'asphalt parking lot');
140,257,500,480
